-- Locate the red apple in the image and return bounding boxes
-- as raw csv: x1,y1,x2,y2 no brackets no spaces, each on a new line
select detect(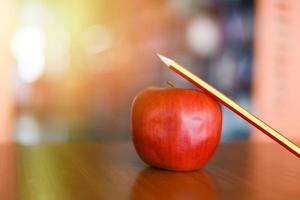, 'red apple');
131,87,222,171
